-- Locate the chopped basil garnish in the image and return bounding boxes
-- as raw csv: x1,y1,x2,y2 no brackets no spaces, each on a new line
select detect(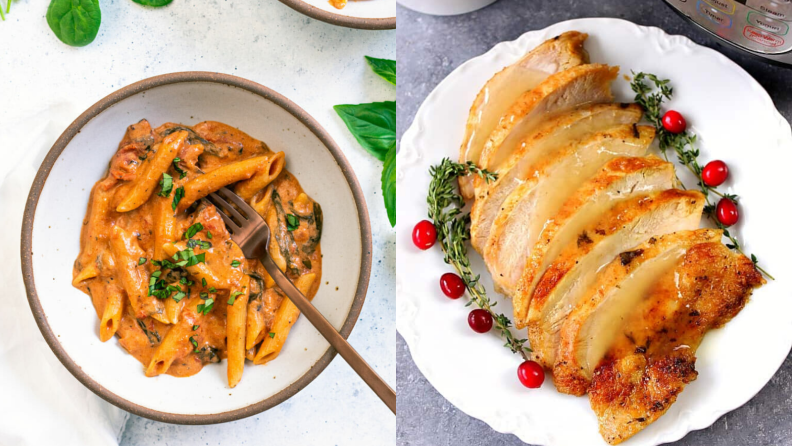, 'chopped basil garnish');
186,239,212,250
173,157,187,179
184,222,203,239
158,173,173,197
172,186,185,210
228,290,244,305
138,257,147,265
192,325,199,331
207,231,213,239
172,291,186,302
201,278,208,287
197,298,214,315
189,335,199,353
231,260,241,268
208,287,217,293
268,332,276,338
286,214,300,231
200,292,209,300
